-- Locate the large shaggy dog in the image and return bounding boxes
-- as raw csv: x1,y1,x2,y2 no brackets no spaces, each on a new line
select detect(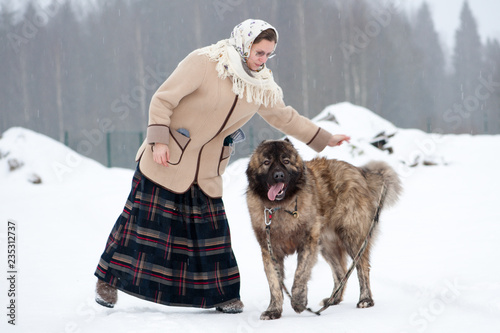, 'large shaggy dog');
246,139,402,320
